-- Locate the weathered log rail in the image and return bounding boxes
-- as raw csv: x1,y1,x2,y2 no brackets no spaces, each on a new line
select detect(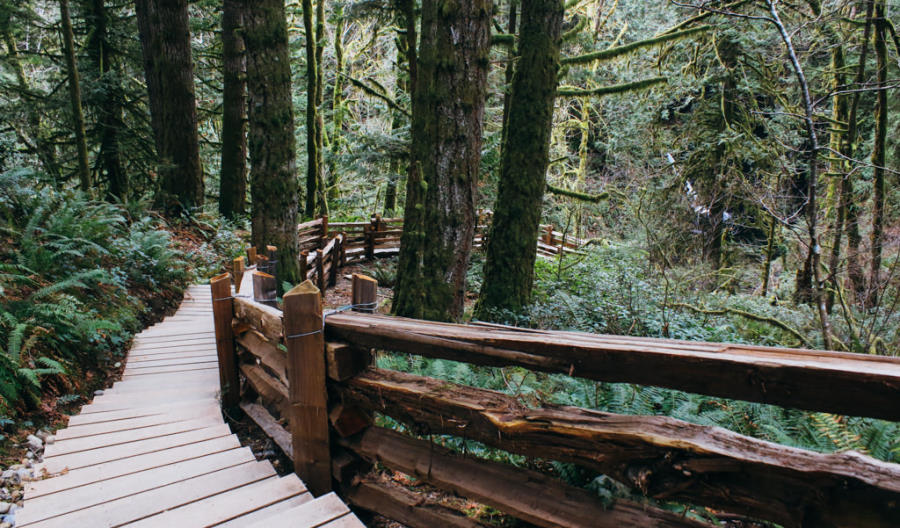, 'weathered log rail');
211,272,900,528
